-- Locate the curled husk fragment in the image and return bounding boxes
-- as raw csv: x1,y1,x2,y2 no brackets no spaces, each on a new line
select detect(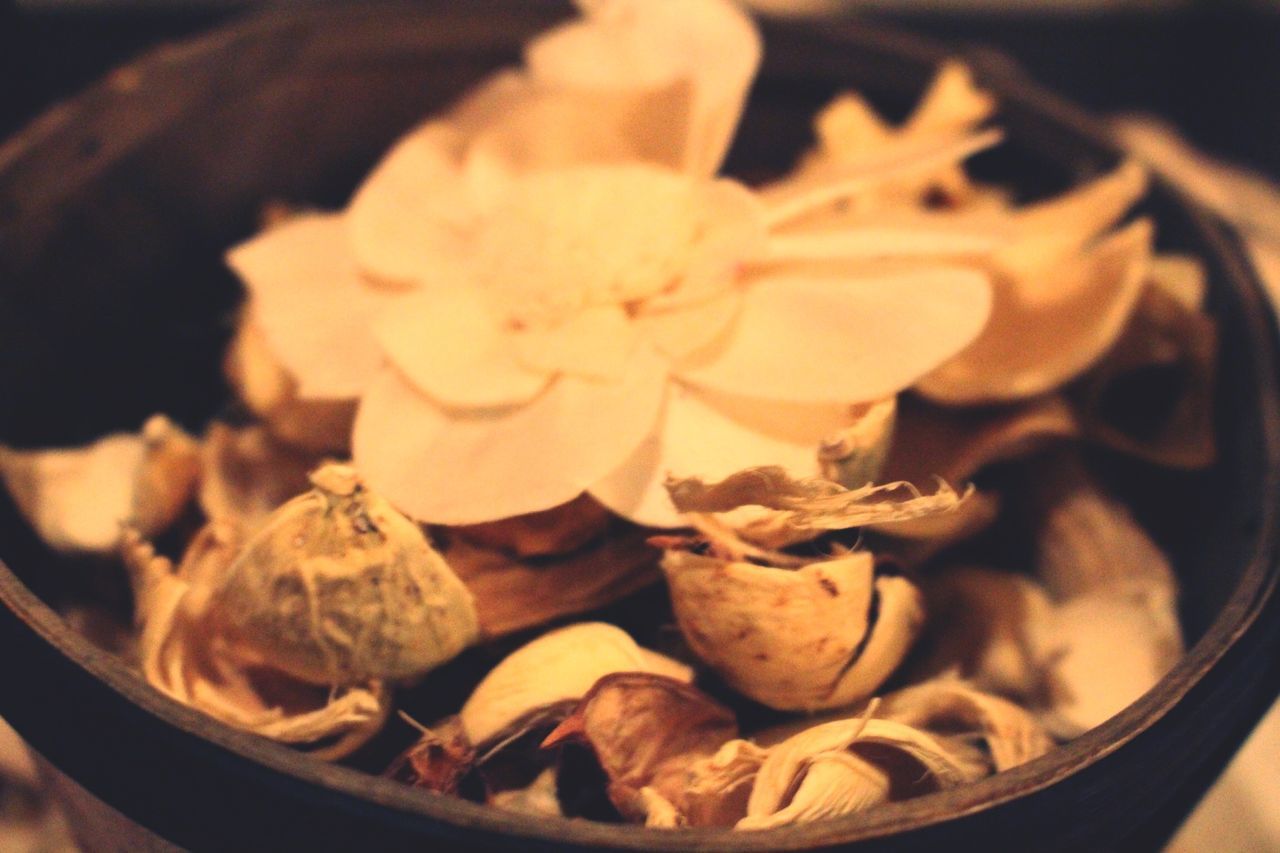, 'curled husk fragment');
817,396,896,489
207,464,480,685
877,679,1053,772
541,672,738,823
662,548,923,711
385,715,475,795
459,623,692,749
1071,282,1217,469
489,767,563,818
439,528,661,636
646,738,770,828
197,422,319,535
0,415,199,554
738,715,987,829
123,525,388,759
223,309,356,455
